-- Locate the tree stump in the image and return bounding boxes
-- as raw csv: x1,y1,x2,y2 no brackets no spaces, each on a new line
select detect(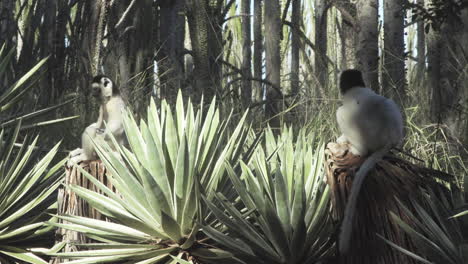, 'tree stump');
50,160,115,264
325,142,450,264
